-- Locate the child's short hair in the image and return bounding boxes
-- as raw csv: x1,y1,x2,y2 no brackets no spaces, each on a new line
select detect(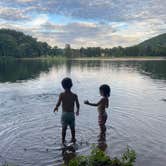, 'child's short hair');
61,77,73,90
99,84,111,97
